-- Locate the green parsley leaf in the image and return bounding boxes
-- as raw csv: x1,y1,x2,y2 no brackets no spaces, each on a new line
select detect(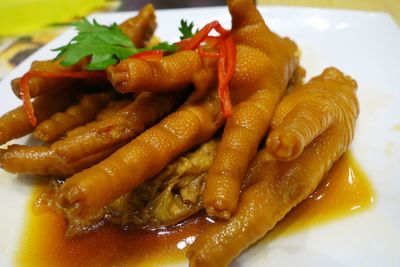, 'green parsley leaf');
52,18,178,70
178,20,198,40
53,18,138,70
